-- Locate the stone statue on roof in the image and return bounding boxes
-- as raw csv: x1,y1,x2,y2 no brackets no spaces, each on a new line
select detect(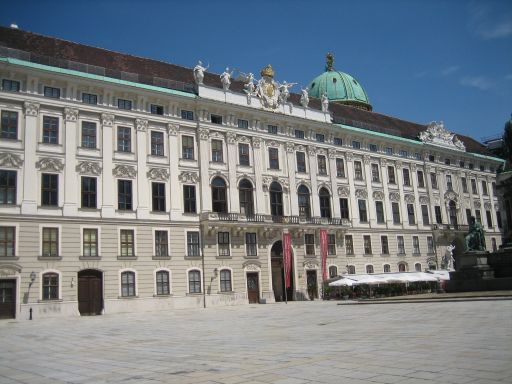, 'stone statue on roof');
278,81,296,105
193,60,208,85
300,87,309,108
220,67,233,91
321,92,329,112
